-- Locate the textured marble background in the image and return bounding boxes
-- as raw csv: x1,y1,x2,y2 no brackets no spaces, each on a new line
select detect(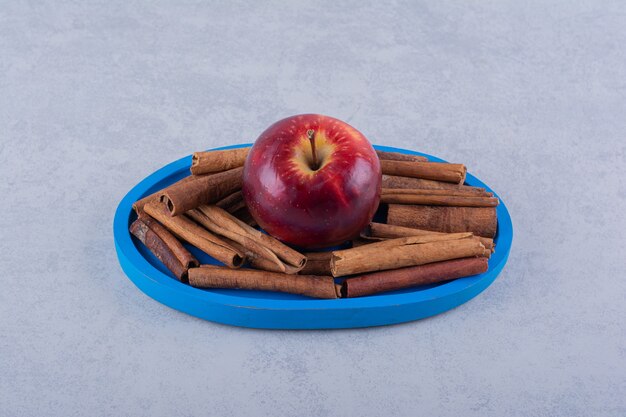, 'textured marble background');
1,1,625,416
